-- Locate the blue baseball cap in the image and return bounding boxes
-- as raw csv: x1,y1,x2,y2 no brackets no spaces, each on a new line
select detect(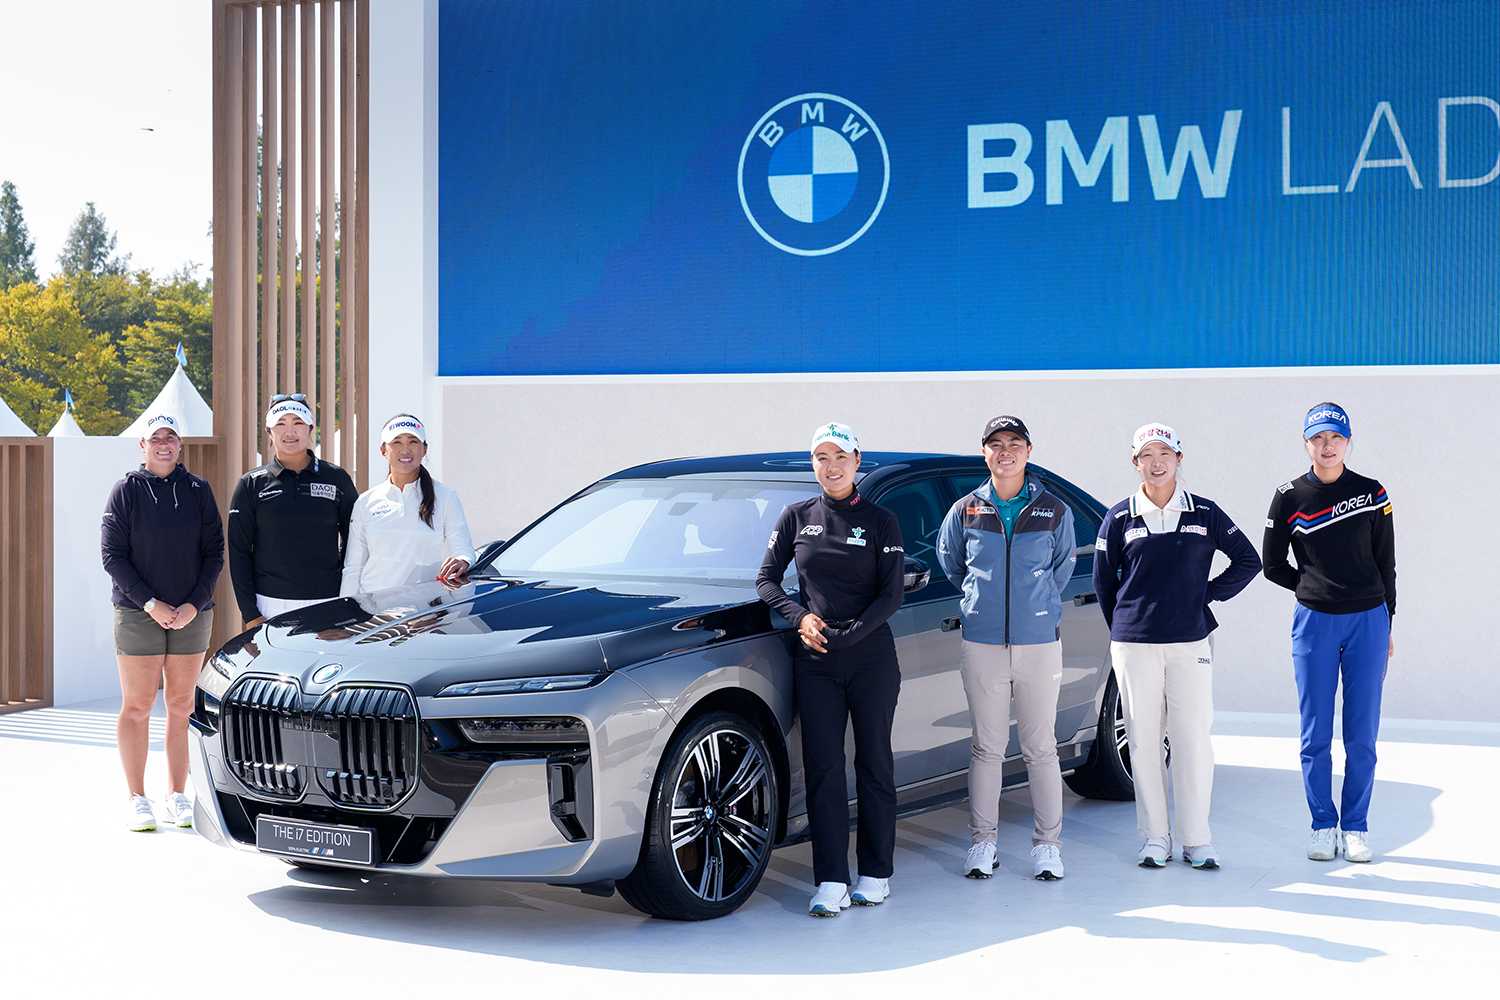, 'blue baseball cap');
1303,402,1351,439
